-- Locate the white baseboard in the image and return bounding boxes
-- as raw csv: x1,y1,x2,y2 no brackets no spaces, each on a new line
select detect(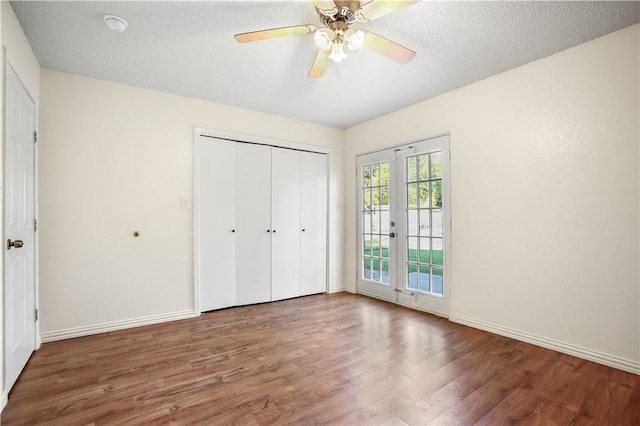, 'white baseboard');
449,313,640,375
1,391,8,412
327,287,346,294
41,310,198,343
